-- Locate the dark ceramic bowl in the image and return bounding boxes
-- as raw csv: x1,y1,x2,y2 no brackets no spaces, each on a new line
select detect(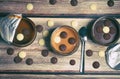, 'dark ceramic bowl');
90,16,120,46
